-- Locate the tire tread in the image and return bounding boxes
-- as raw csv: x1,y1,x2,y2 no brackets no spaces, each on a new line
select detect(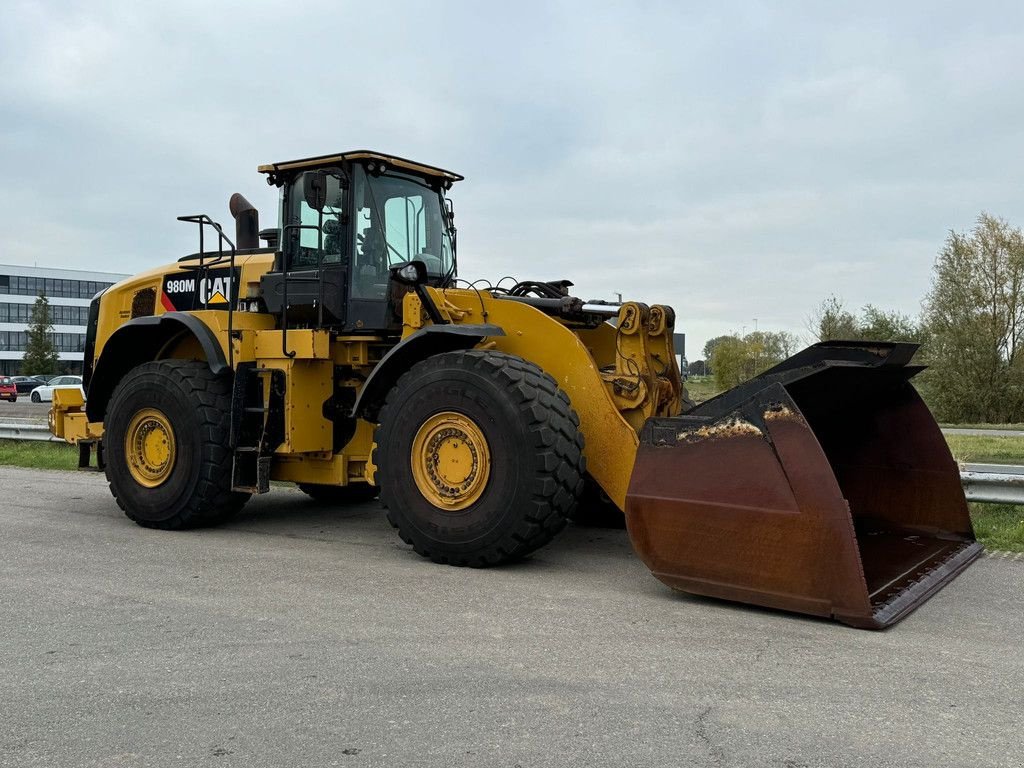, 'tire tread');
376,350,585,566
106,360,248,529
